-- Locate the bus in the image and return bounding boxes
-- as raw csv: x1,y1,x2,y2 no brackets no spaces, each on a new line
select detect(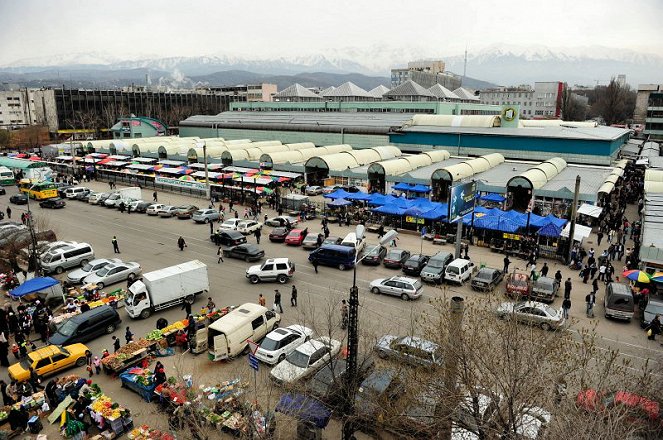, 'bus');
0,167,15,186
18,179,58,200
